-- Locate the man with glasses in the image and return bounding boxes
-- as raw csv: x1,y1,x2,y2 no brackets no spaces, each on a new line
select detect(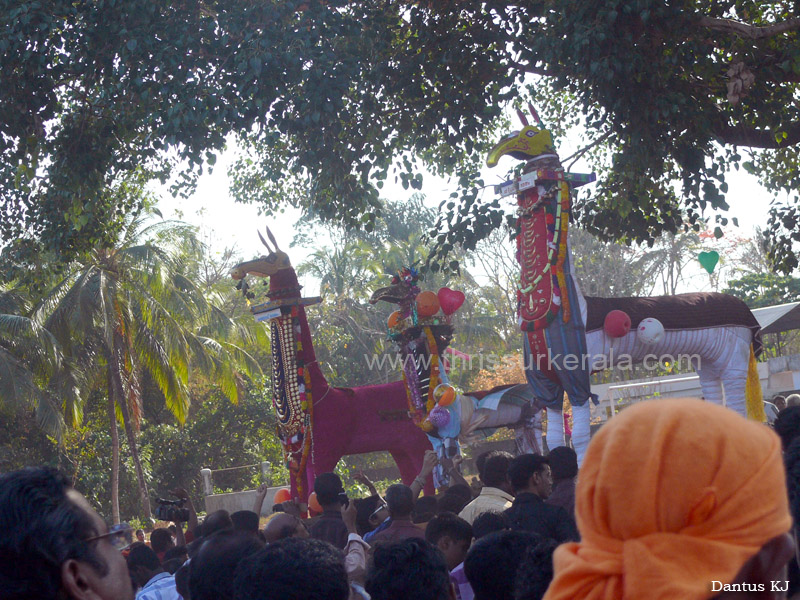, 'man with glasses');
0,467,135,600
